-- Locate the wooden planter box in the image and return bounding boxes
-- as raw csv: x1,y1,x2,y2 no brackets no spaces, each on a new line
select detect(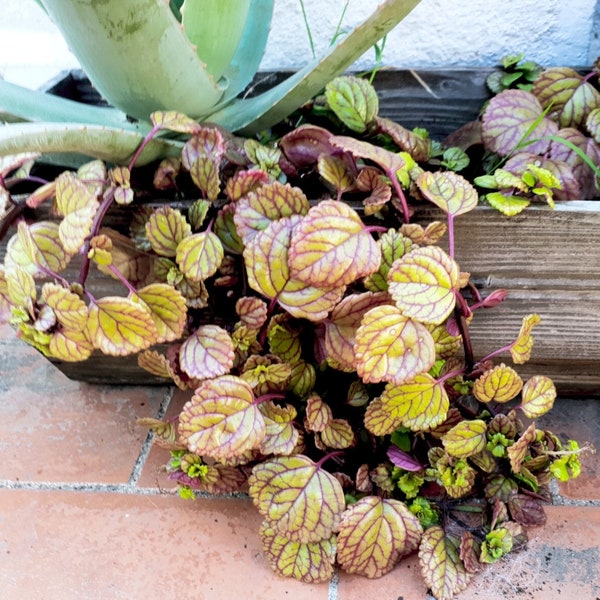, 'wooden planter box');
4,69,599,395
